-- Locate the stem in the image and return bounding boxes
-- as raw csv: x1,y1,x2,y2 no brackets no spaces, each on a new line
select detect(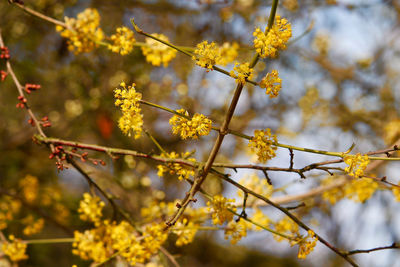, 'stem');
25,238,74,244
